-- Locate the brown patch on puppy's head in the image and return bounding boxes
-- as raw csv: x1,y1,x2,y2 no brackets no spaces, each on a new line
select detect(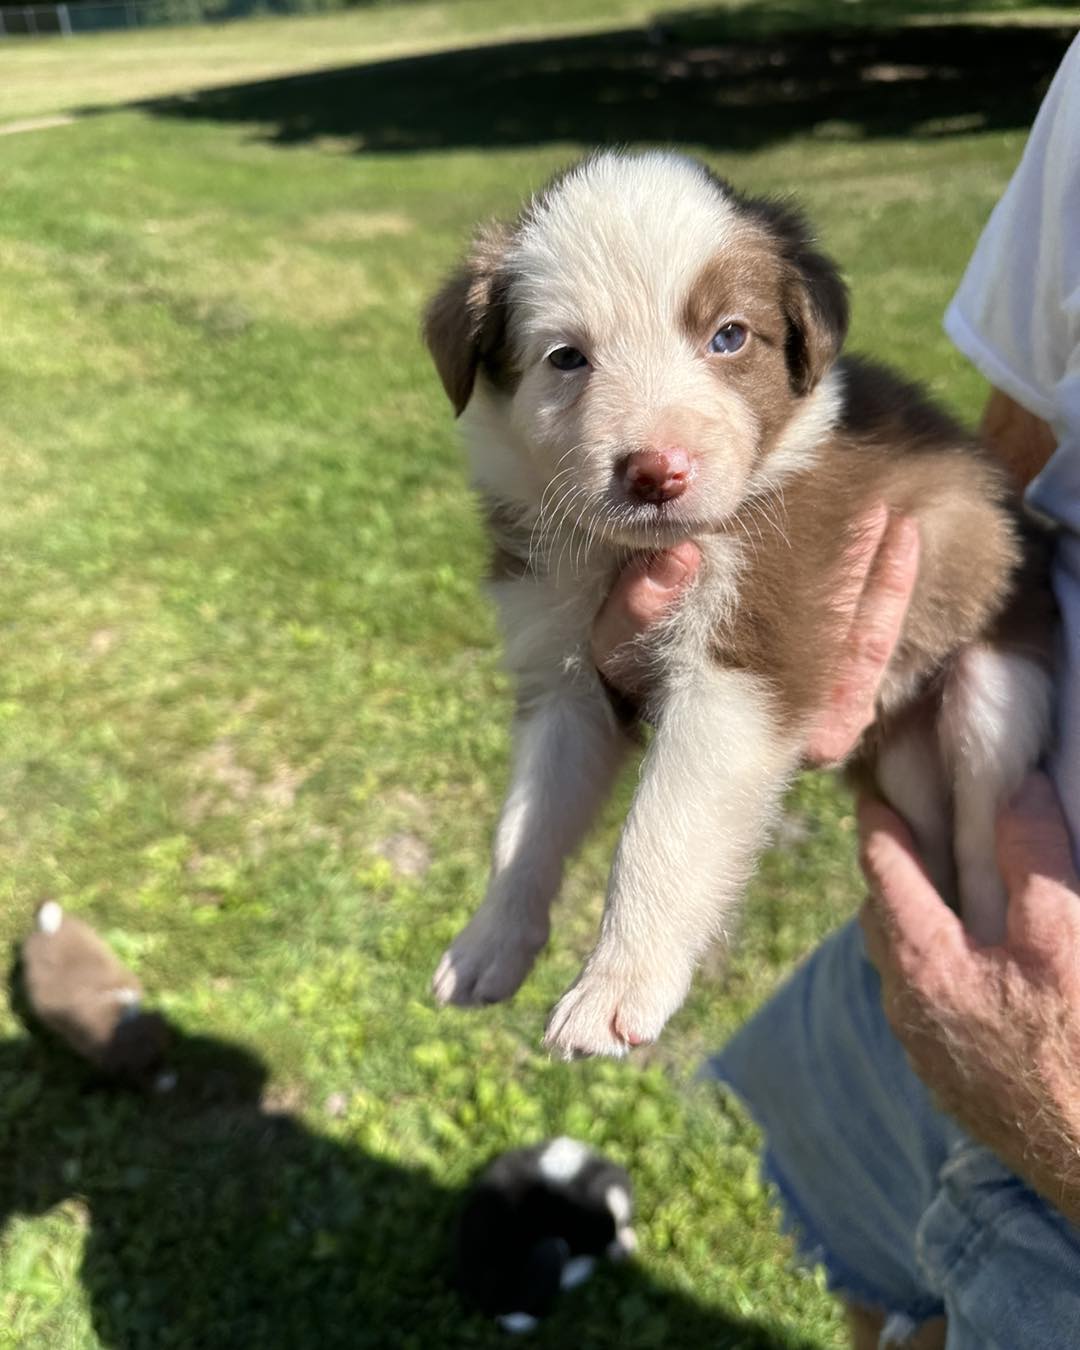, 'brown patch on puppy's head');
424,222,516,416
